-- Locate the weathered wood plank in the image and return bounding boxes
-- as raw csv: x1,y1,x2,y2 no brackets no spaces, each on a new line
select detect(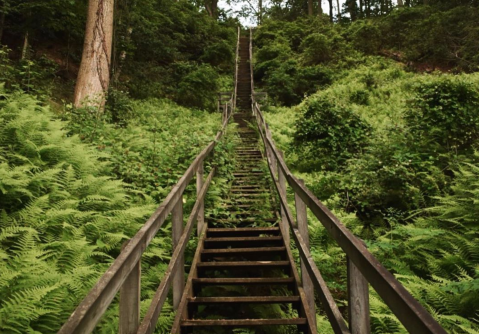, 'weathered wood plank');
181,318,307,327
348,256,370,334
172,199,184,310
137,168,215,334
170,225,207,334
196,162,204,237
295,183,316,333
119,254,140,334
